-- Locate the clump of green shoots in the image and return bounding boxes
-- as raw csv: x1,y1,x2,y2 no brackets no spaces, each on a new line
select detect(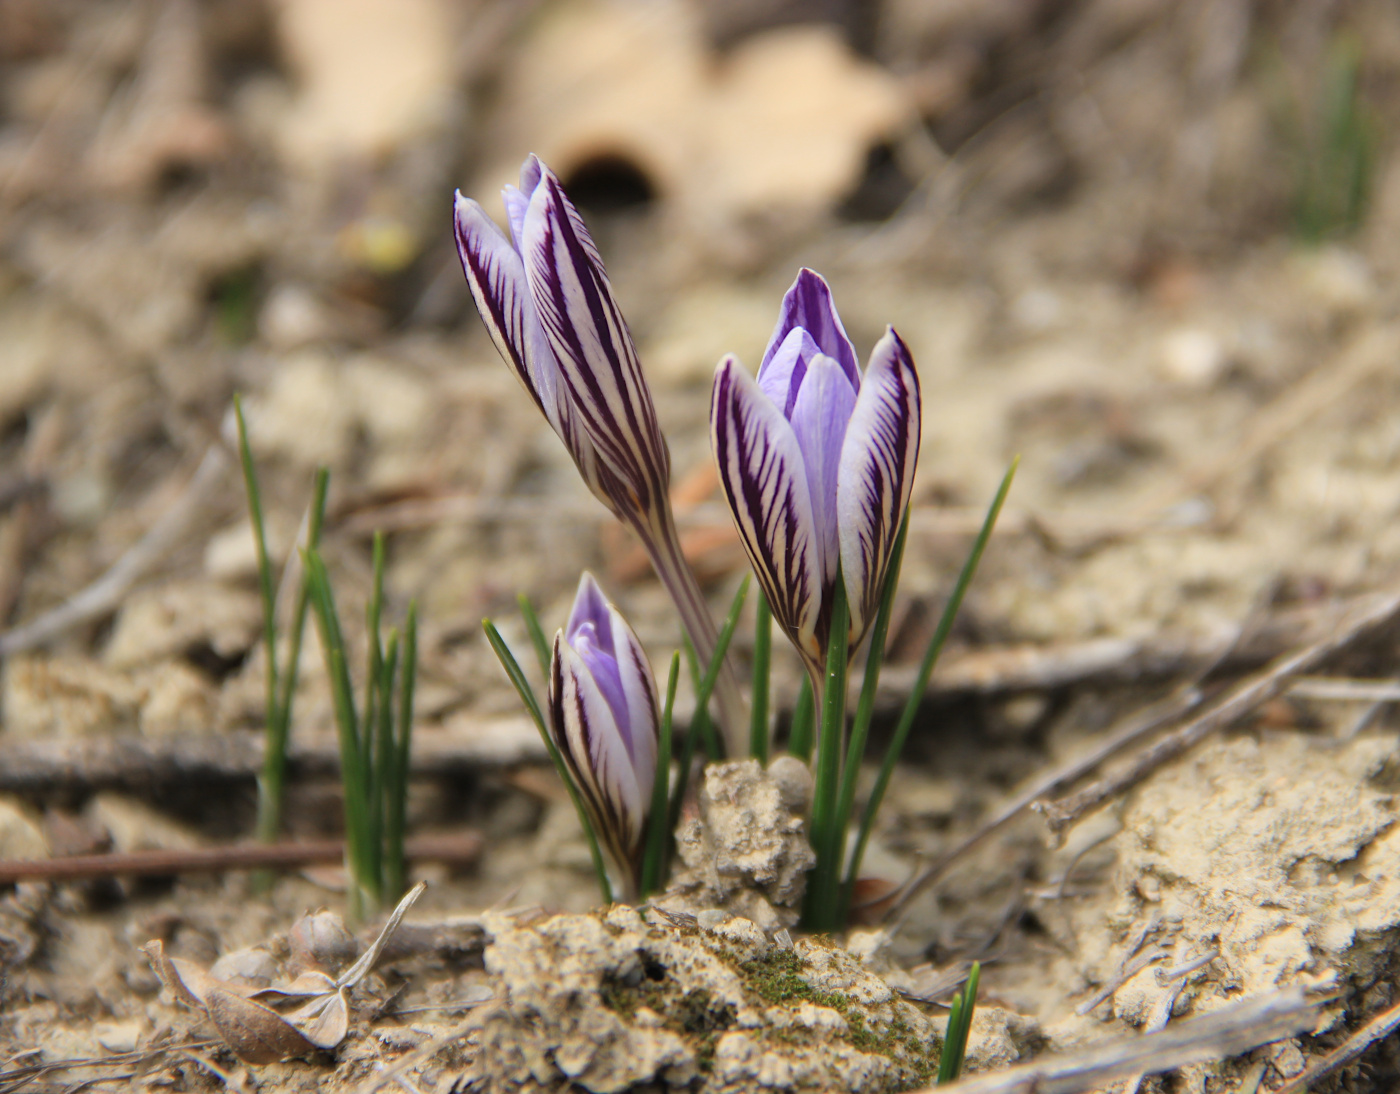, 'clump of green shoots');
305,533,418,922
232,398,327,879
938,962,981,1084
